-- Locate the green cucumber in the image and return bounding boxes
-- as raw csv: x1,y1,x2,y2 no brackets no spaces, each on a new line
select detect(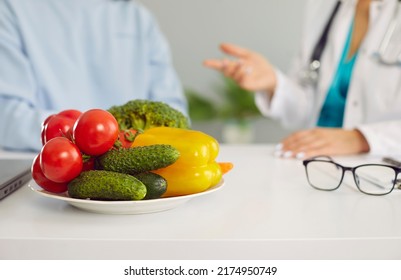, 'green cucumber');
68,170,147,201
97,144,179,174
133,172,167,199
